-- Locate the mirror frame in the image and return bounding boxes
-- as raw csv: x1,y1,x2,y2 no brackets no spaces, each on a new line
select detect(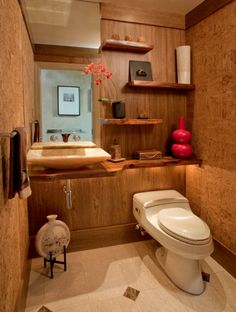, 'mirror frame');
34,61,101,146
